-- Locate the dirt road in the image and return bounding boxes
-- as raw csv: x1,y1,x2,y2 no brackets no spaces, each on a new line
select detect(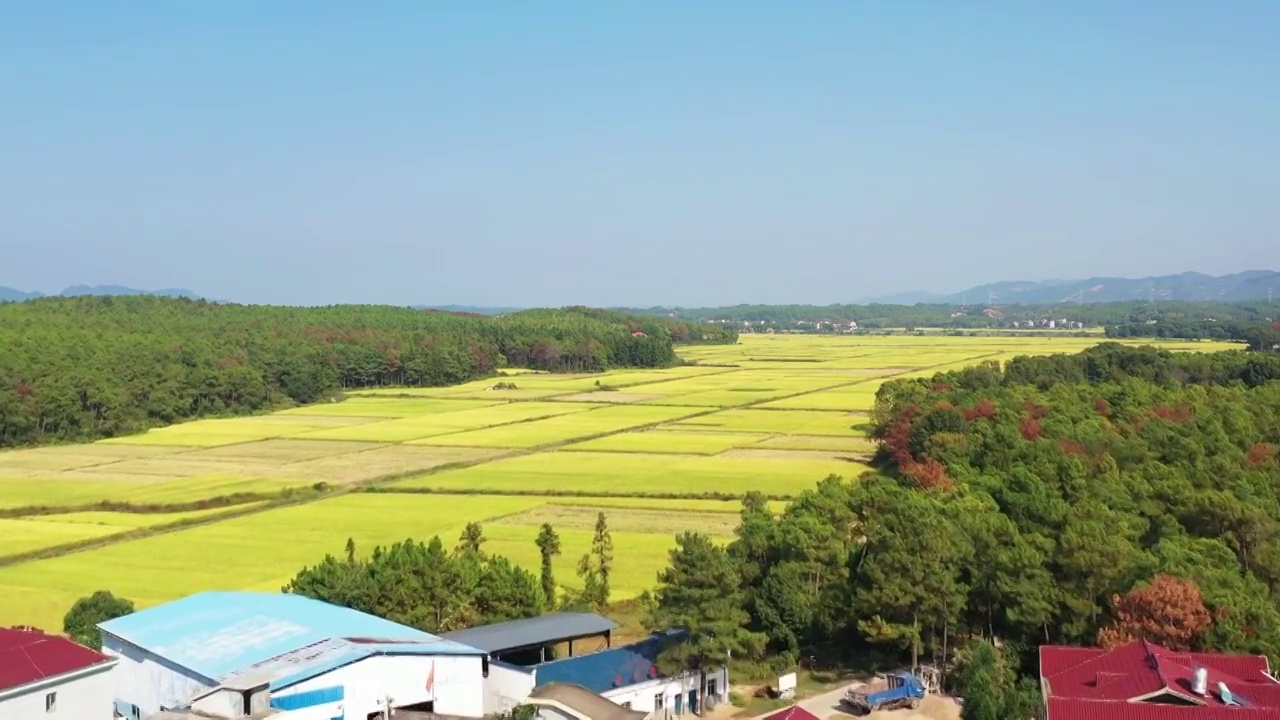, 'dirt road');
744,685,960,720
